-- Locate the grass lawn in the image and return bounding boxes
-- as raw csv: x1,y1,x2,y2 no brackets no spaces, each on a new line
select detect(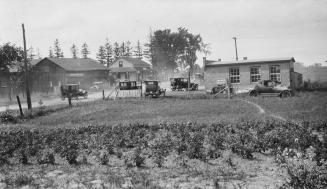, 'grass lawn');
245,91,327,122
16,97,262,128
